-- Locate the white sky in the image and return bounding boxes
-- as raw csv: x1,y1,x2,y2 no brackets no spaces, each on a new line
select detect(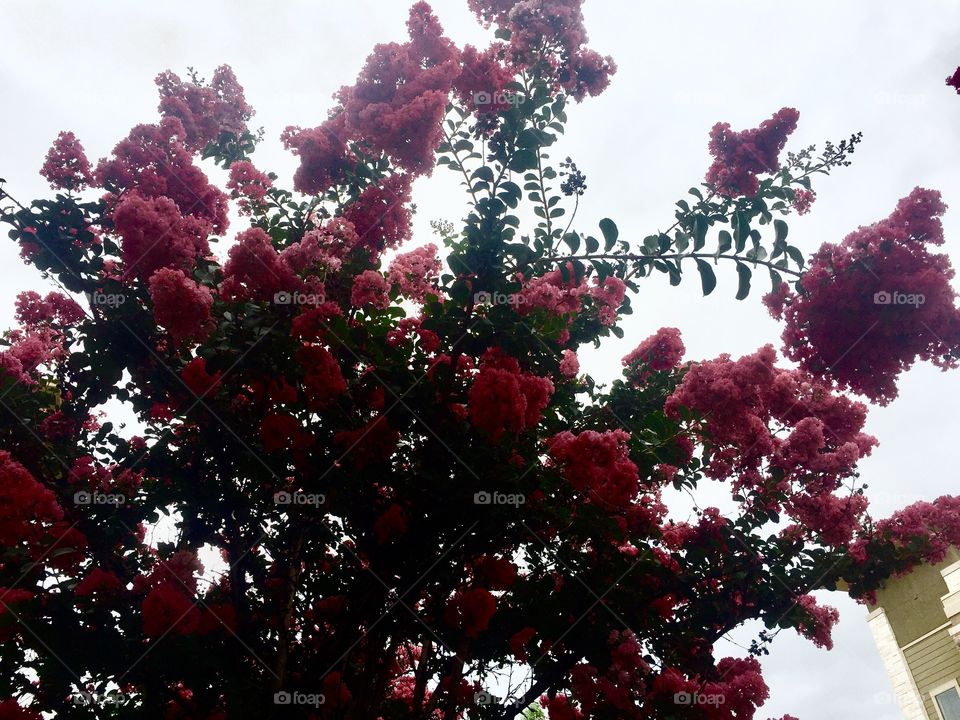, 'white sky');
2,1,960,718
